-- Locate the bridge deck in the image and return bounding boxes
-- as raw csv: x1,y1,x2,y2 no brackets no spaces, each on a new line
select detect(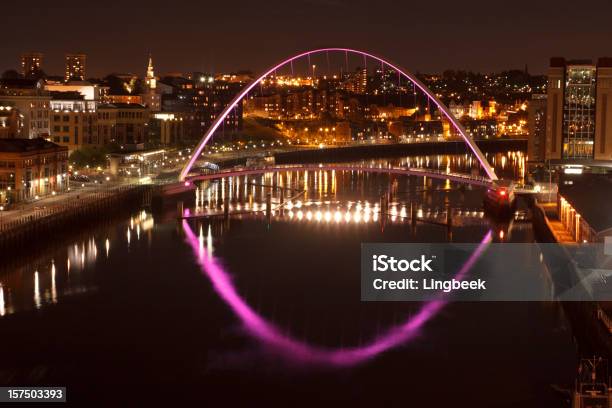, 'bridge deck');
185,164,493,187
